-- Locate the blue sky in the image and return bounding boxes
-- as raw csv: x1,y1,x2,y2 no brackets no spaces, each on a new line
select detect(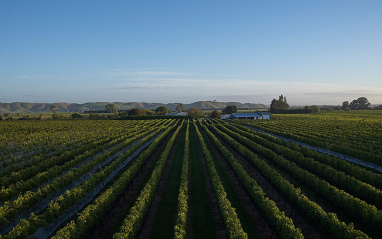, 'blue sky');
1,1,381,105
